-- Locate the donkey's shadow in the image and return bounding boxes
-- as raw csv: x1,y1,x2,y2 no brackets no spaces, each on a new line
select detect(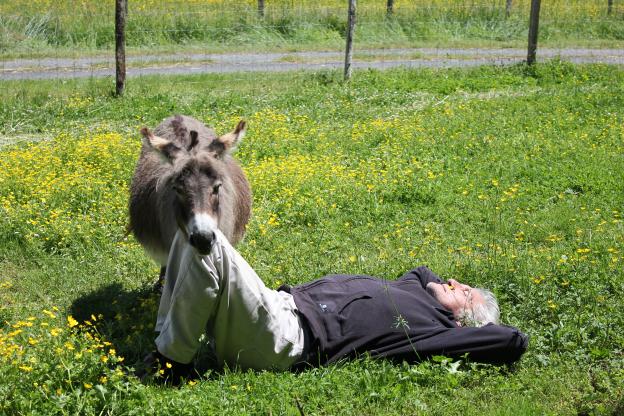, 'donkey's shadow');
70,283,219,374
70,283,160,365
